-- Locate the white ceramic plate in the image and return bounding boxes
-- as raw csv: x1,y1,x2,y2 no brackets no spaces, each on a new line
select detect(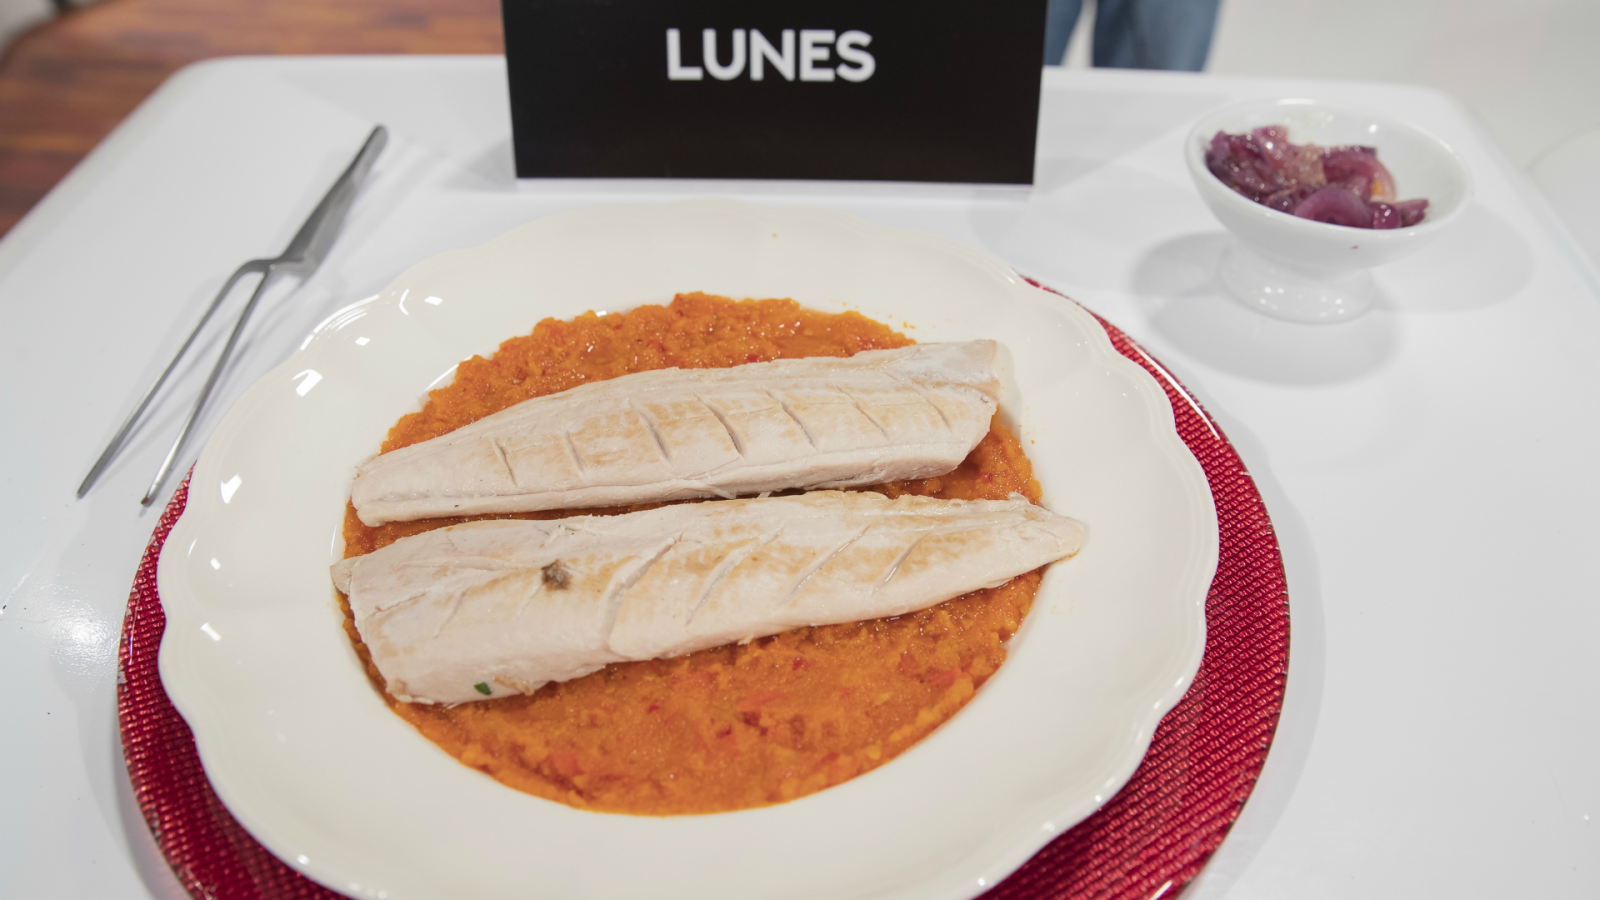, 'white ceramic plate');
158,199,1216,900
